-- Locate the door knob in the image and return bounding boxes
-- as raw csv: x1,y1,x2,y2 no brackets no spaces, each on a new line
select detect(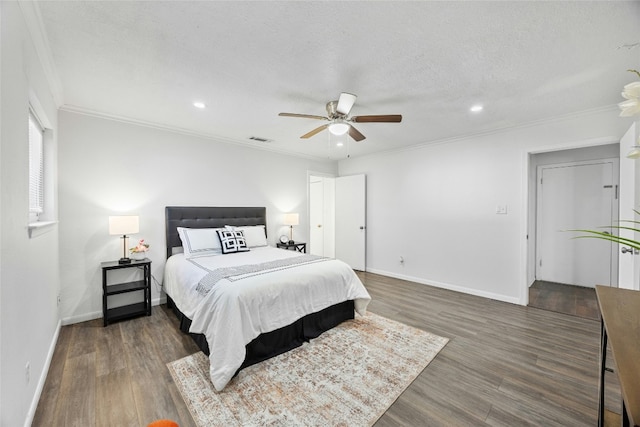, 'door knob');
621,247,638,254
317,224,322,228
359,226,365,230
